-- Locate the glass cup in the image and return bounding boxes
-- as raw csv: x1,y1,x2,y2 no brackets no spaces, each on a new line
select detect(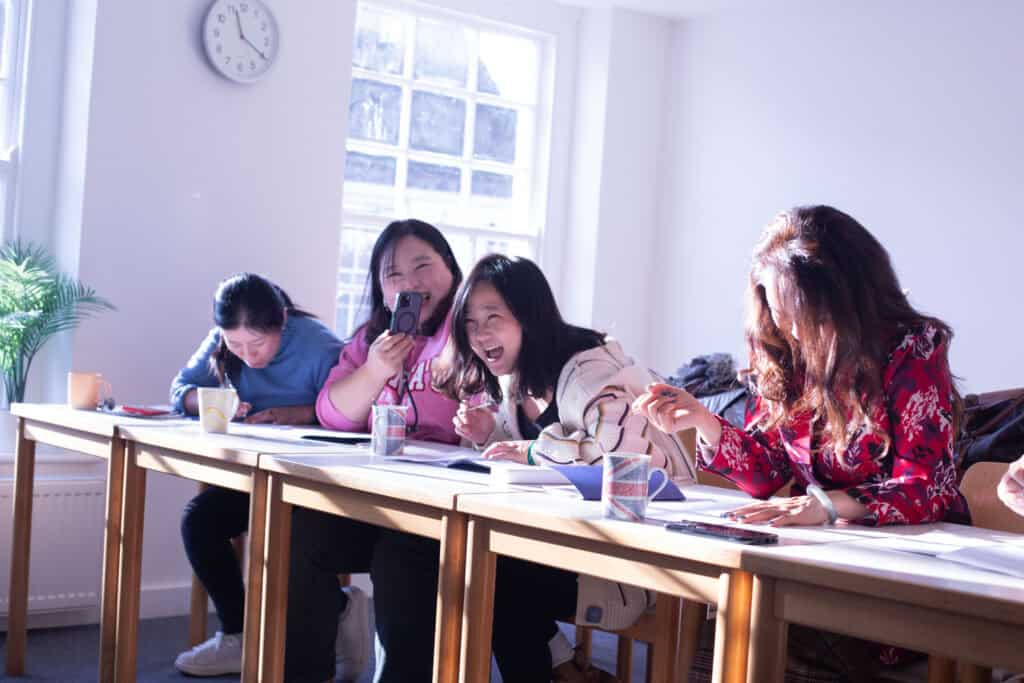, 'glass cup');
67,372,112,410
371,404,408,455
601,452,669,522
